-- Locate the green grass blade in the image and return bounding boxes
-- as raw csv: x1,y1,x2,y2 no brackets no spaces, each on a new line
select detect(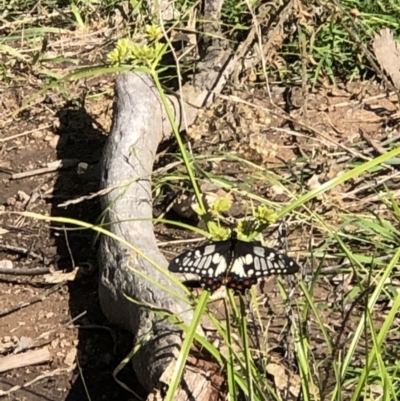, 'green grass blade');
165,291,209,400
